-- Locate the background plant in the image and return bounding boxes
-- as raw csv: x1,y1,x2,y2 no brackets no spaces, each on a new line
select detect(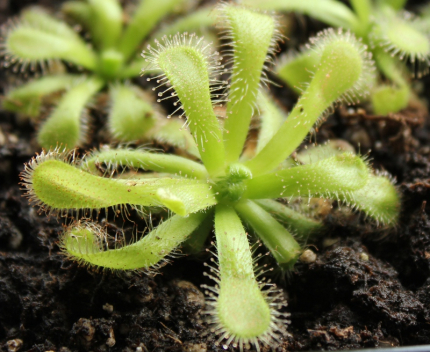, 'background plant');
241,0,430,115
20,4,400,351
0,0,215,153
